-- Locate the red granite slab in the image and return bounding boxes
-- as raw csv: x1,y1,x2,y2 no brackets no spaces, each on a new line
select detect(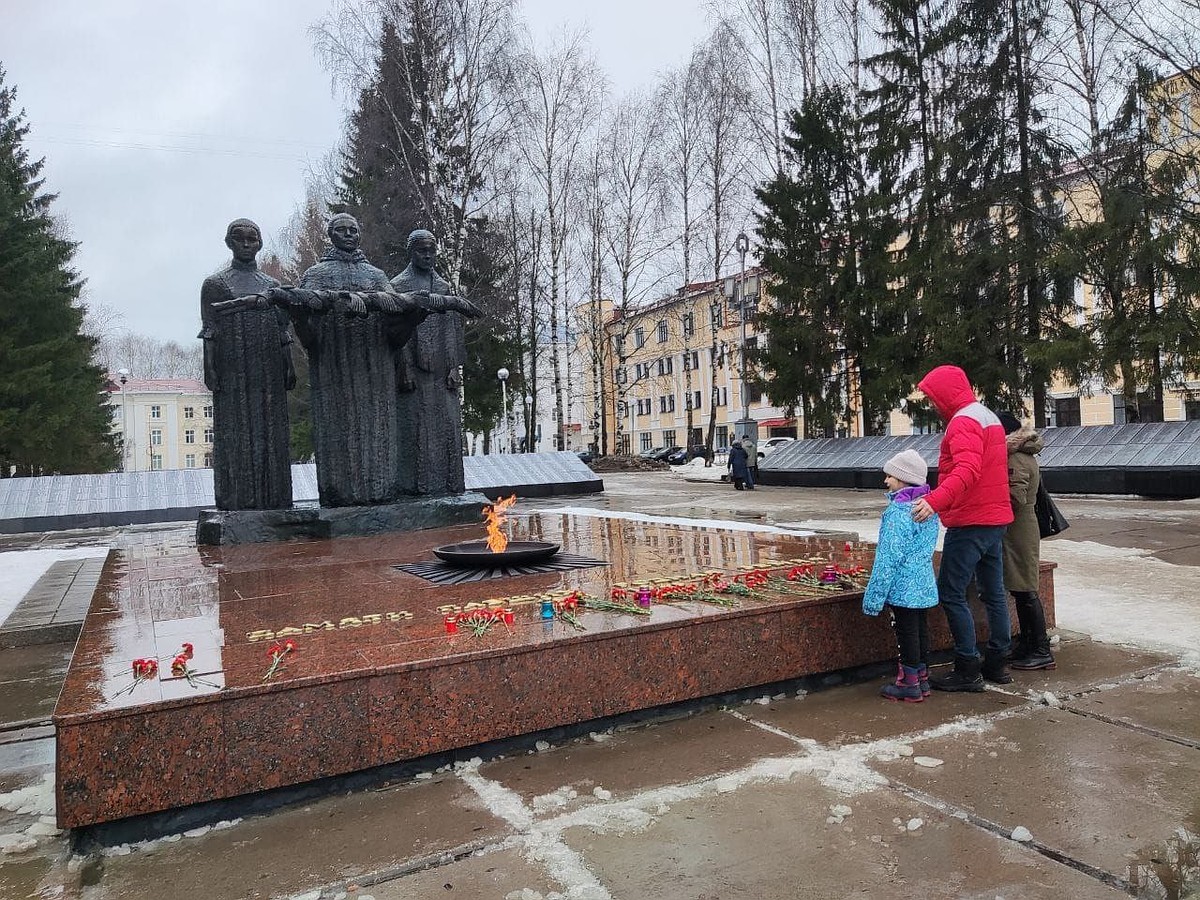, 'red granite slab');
53,511,1057,828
